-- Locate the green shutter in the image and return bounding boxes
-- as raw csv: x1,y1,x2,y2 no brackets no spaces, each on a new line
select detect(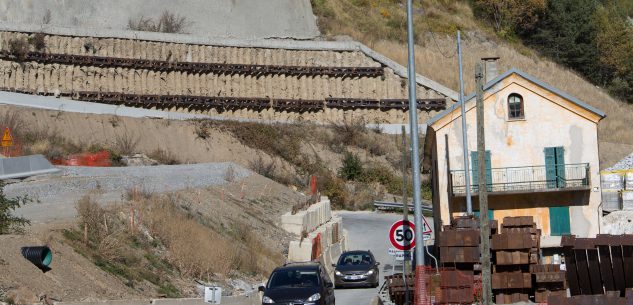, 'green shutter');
475,210,495,220
544,147,557,189
555,147,566,188
549,206,571,236
485,151,492,191
471,151,479,192
471,151,491,192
